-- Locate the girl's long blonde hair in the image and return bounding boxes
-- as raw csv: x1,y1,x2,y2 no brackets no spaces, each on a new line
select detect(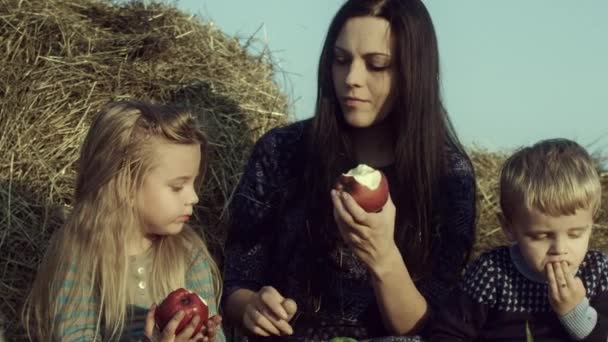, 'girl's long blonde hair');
23,101,221,341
